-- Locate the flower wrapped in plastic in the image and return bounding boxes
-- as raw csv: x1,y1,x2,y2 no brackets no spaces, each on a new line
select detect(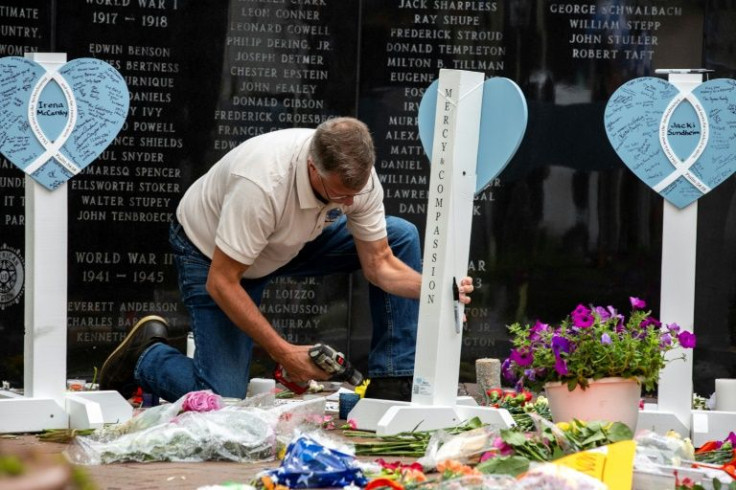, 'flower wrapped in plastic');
66,390,324,464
